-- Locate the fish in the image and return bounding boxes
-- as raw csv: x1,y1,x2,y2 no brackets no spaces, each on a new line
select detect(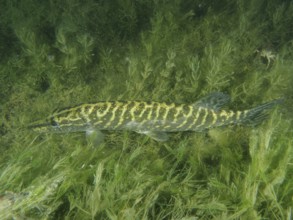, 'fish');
28,92,282,142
